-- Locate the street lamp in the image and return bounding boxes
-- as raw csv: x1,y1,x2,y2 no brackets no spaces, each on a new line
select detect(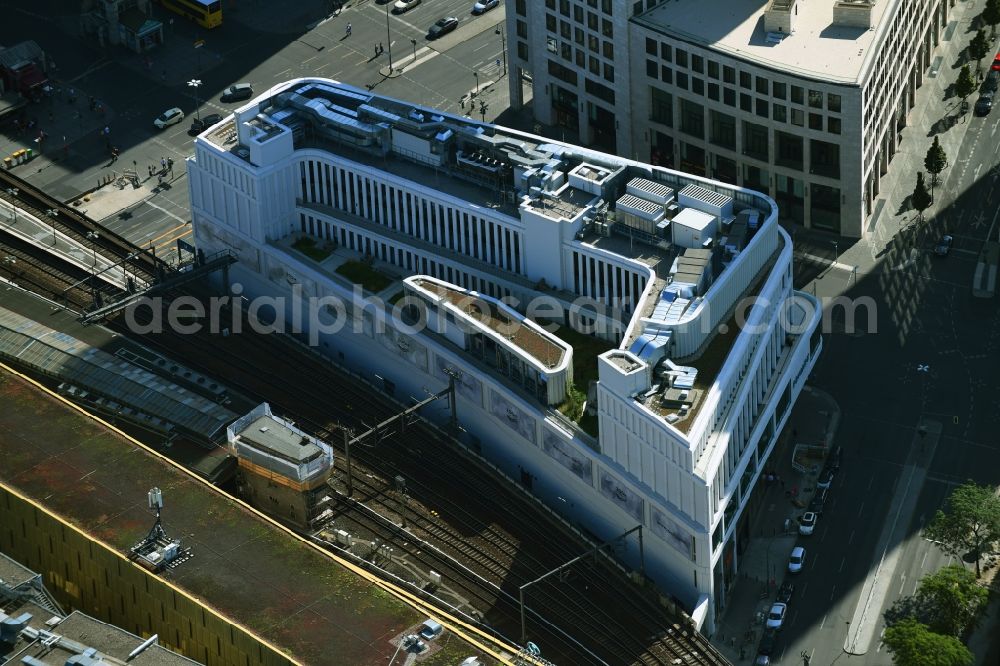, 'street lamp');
4,187,18,225
187,79,202,122
473,71,479,95
479,99,488,122
87,231,100,267
495,25,506,77
45,208,58,247
383,2,395,73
